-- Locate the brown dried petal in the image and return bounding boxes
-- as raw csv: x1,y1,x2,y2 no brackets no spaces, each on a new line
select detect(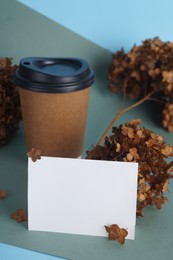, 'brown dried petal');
0,190,7,199
17,208,25,217
115,143,121,152
119,228,128,237
122,126,134,138
11,212,18,220
126,153,133,161
16,217,23,223
161,145,173,156
117,236,126,245
138,193,146,202
128,119,142,126
105,224,120,240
